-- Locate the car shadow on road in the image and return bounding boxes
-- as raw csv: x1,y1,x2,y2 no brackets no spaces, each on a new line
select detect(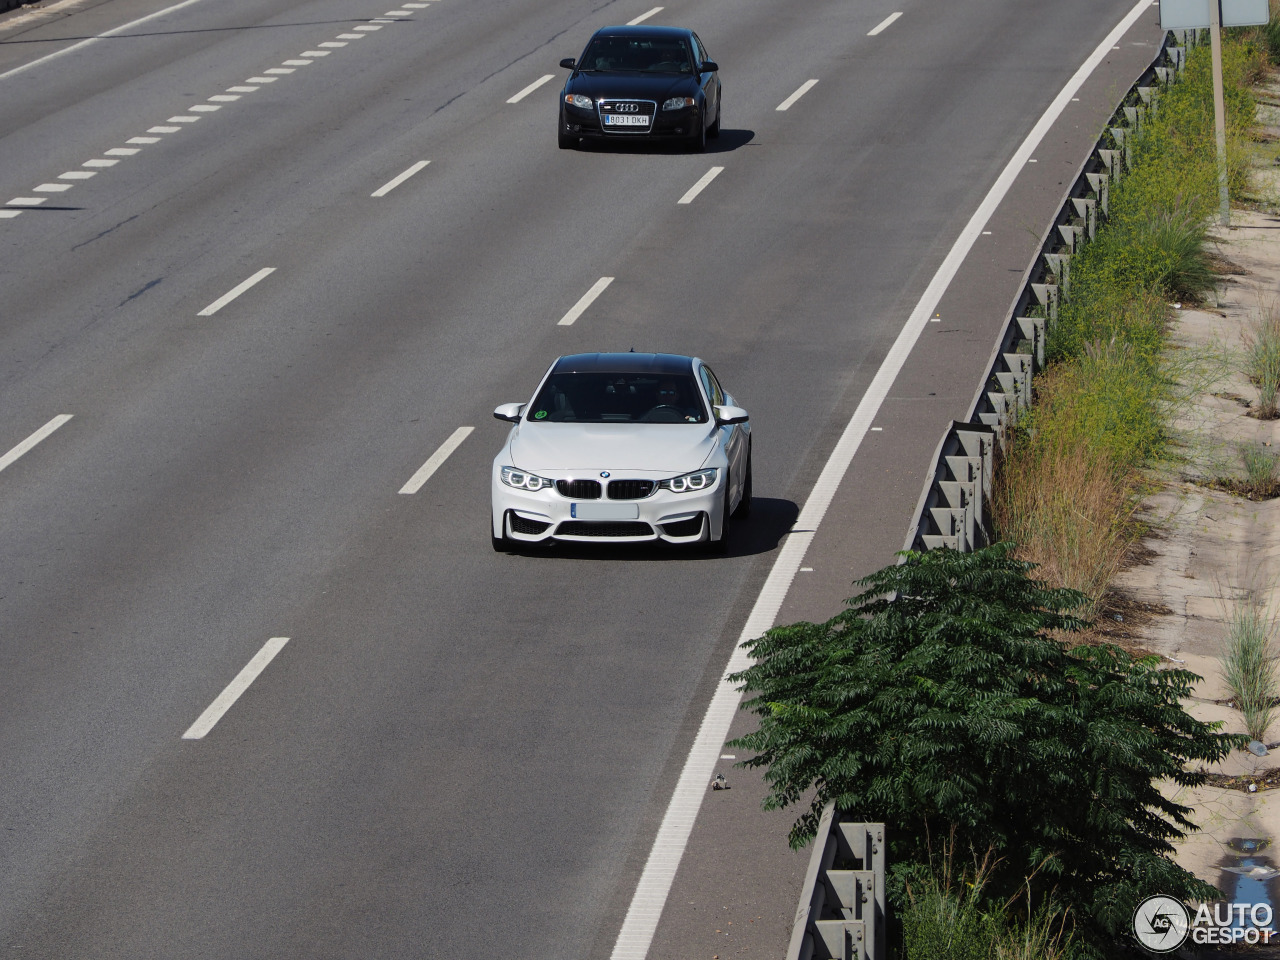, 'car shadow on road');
575,128,755,155
503,496,799,562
